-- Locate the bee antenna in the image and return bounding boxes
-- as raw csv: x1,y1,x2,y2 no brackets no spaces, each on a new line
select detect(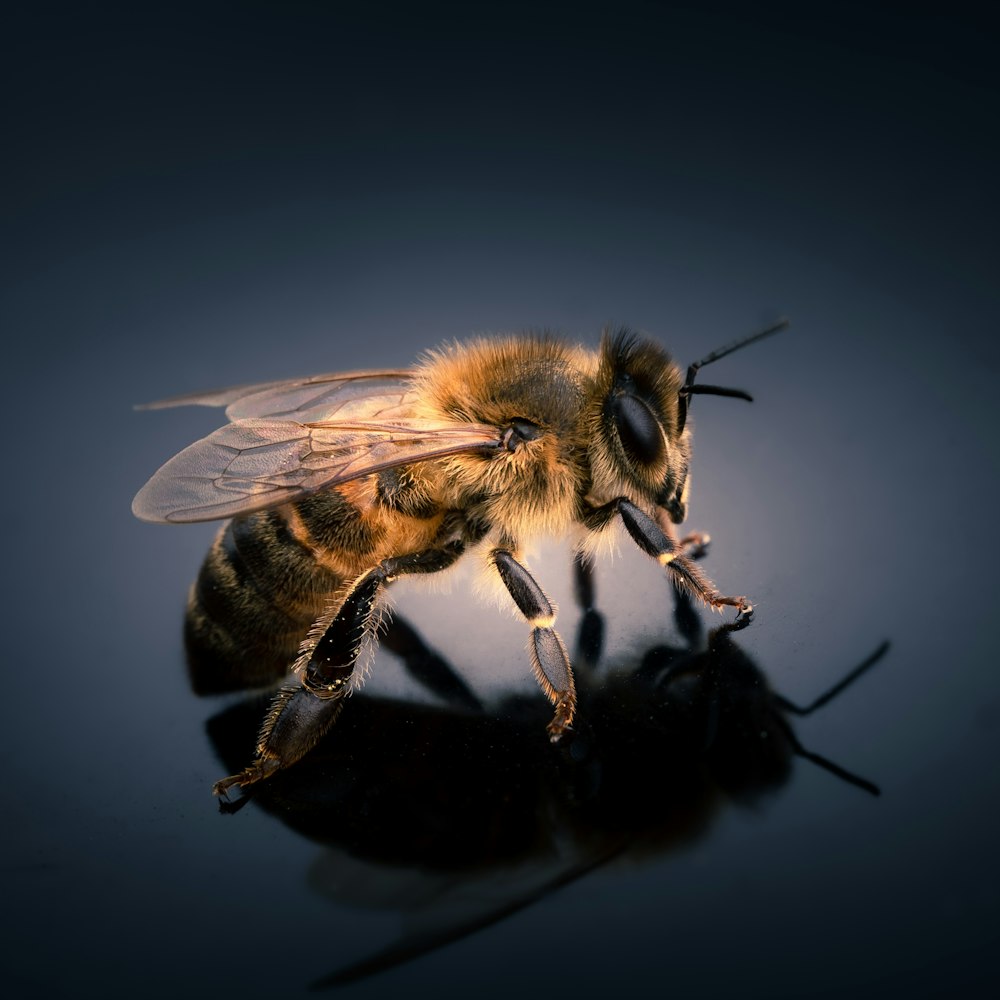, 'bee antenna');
680,384,755,402
677,319,789,434
678,318,789,432
685,317,790,384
